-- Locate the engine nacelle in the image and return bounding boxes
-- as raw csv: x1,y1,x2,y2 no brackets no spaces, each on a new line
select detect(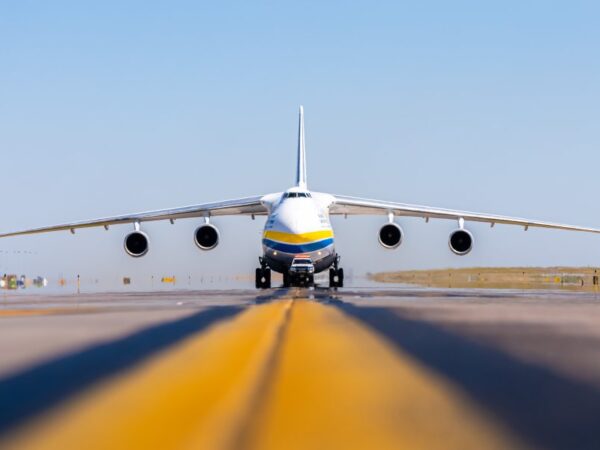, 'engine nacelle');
449,229,473,255
194,224,219,250
378,223,404,249
124,231,149,257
